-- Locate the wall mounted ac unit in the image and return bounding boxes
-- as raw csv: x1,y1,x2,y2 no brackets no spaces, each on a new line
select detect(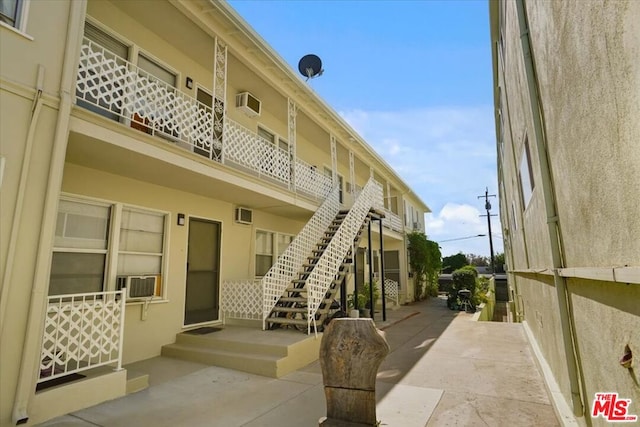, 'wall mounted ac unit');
235,92,261,117
116,275,158,300
235,207,253,225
